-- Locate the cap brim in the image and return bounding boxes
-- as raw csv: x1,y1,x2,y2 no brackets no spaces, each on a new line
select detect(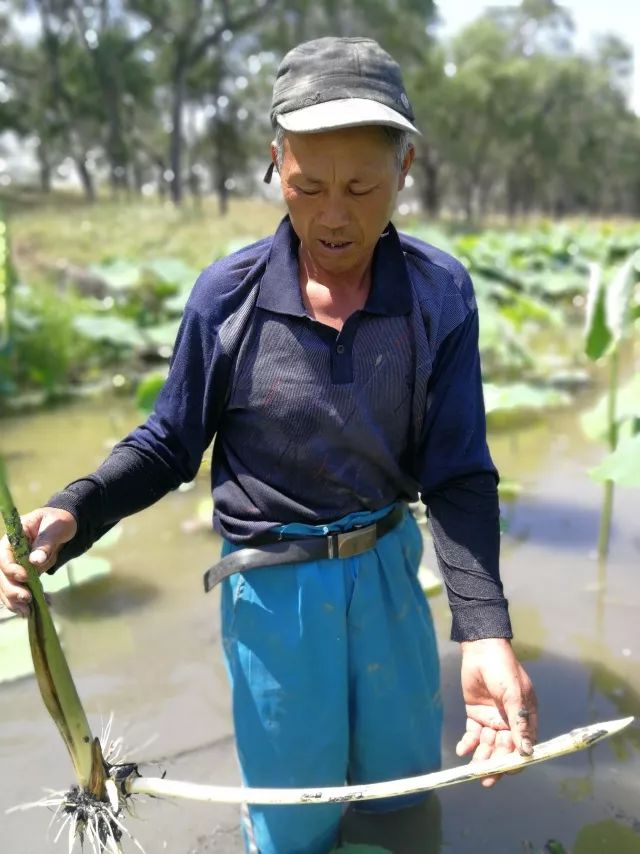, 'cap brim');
276,98,421,135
